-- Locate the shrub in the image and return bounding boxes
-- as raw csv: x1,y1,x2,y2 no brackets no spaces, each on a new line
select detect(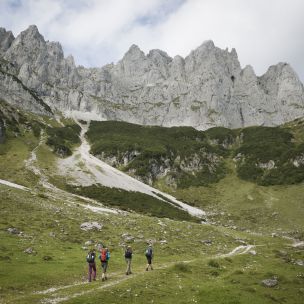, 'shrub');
208,260,220,268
